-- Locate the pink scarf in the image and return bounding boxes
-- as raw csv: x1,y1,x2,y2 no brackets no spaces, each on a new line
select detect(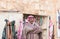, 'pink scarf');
17,21,23,39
